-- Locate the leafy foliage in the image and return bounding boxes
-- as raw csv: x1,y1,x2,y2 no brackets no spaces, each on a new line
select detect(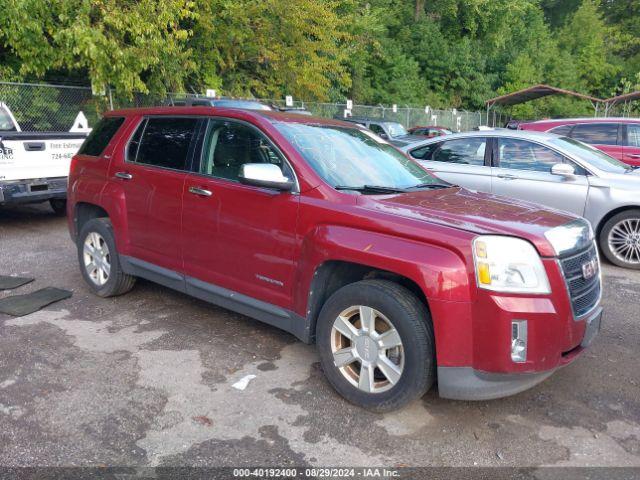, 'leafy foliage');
0,0,637,117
